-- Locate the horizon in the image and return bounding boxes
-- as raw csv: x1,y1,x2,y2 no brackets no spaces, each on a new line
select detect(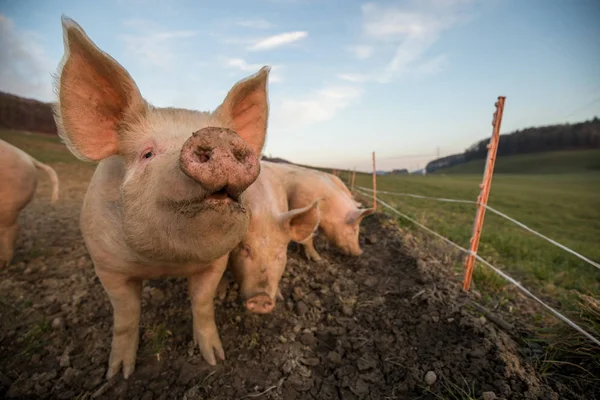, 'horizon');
1,0,599,172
